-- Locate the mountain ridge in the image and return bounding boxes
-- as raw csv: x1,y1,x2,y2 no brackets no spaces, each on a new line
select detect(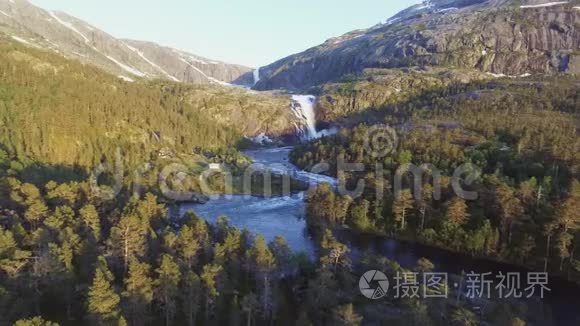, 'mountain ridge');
0,0,253,85
253,0,580,91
